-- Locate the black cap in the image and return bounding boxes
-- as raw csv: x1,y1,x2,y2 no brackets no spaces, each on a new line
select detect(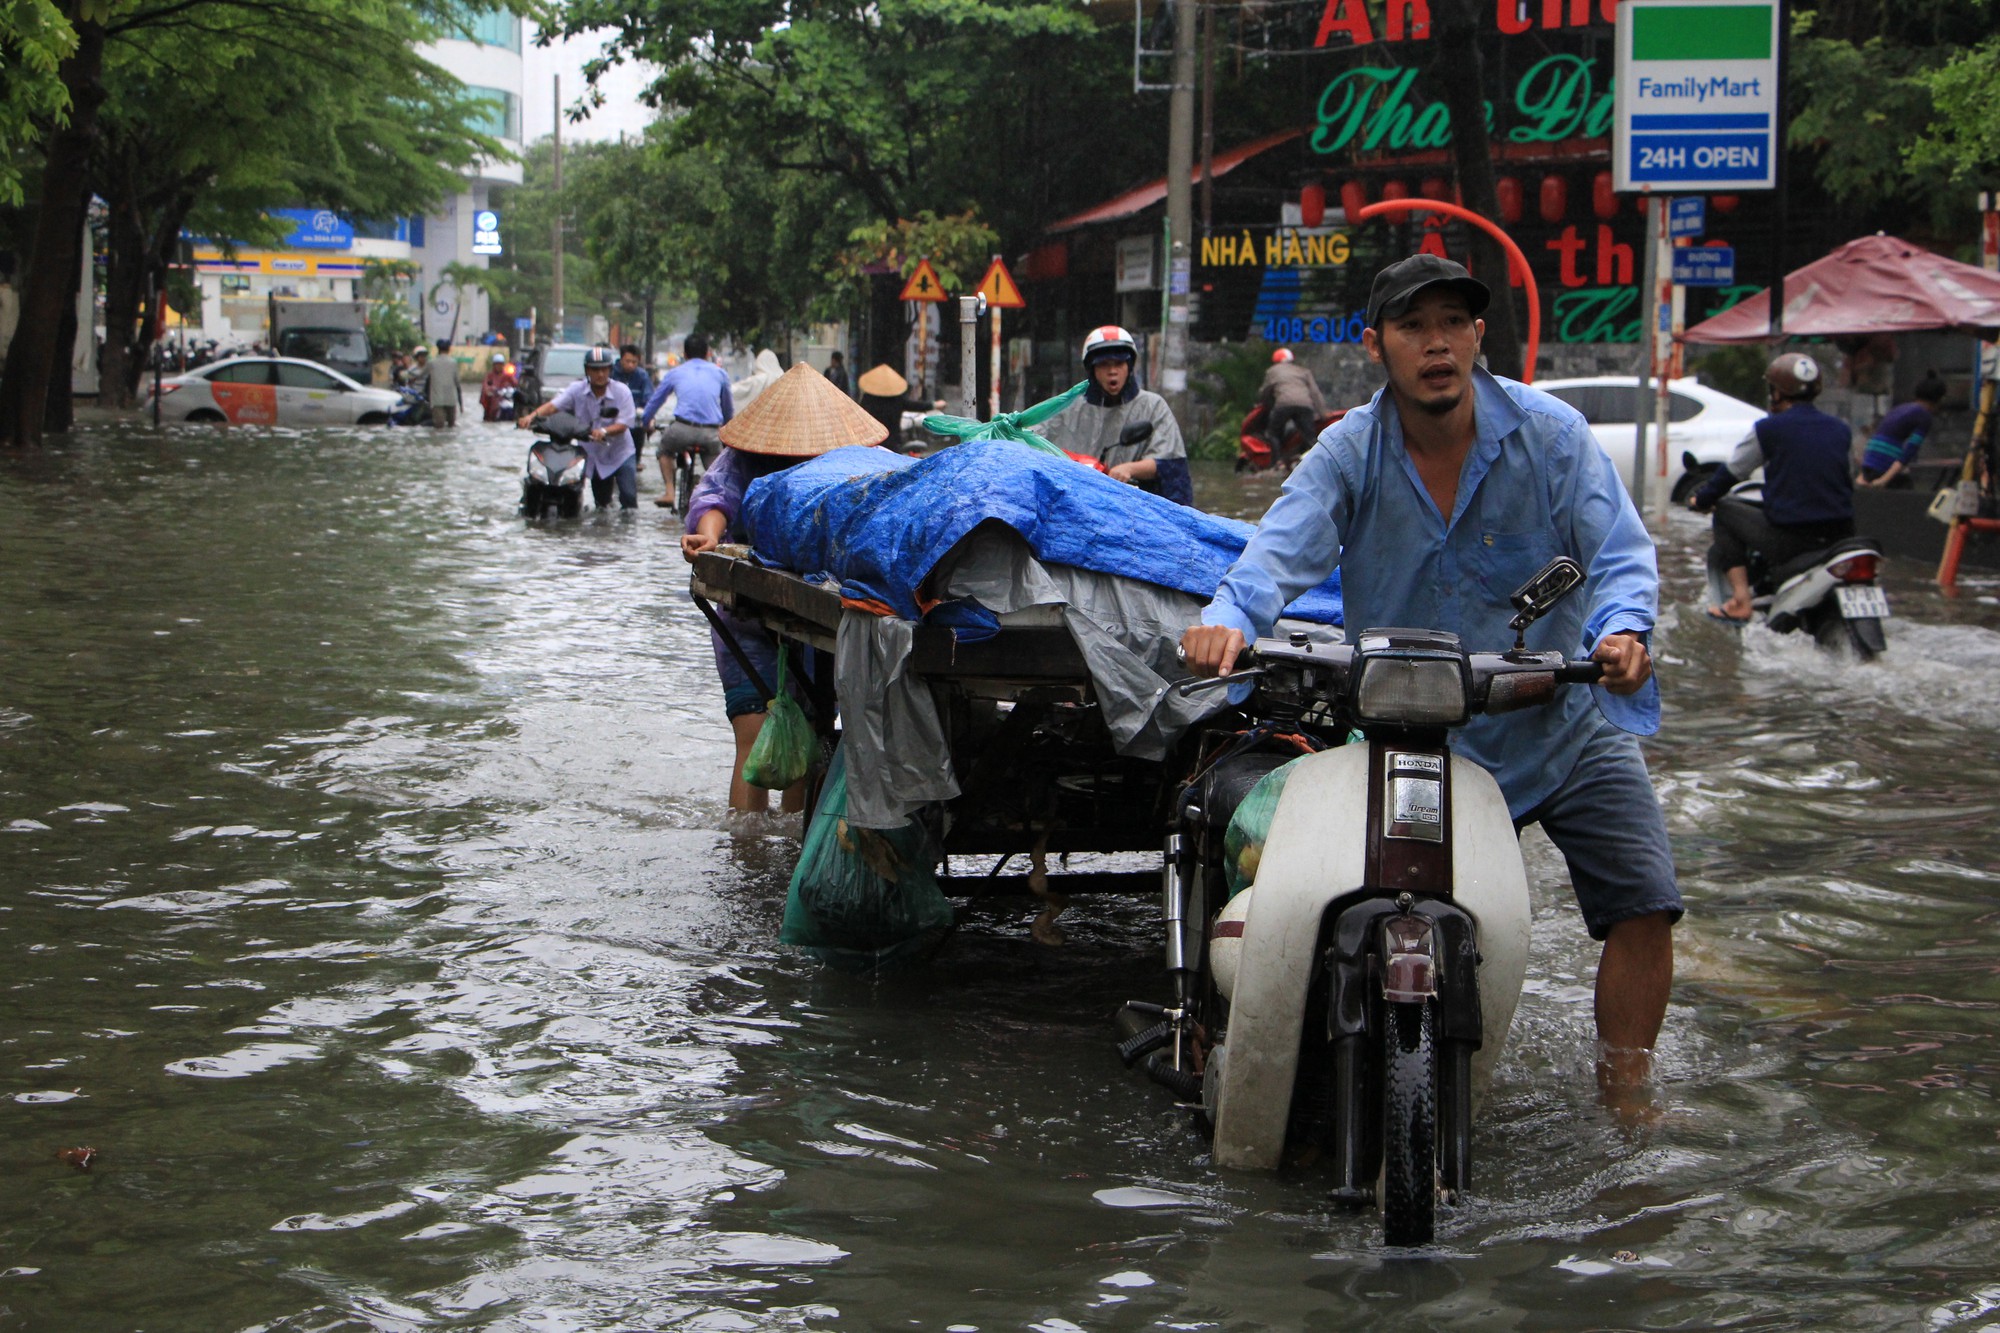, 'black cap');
1366,253,1491,330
